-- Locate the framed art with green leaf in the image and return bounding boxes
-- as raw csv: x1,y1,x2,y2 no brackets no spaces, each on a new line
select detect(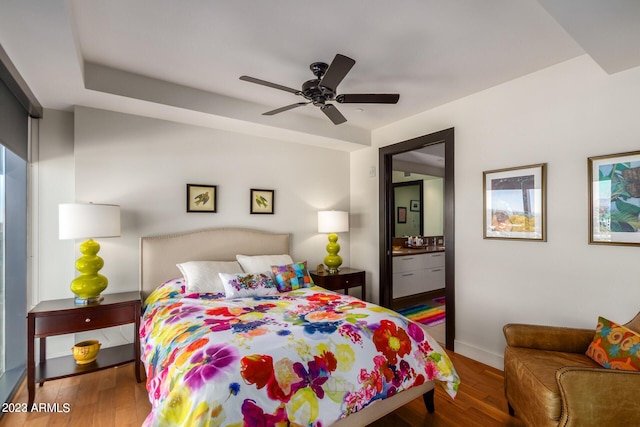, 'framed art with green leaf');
250,189,274,214
588,150,640,245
